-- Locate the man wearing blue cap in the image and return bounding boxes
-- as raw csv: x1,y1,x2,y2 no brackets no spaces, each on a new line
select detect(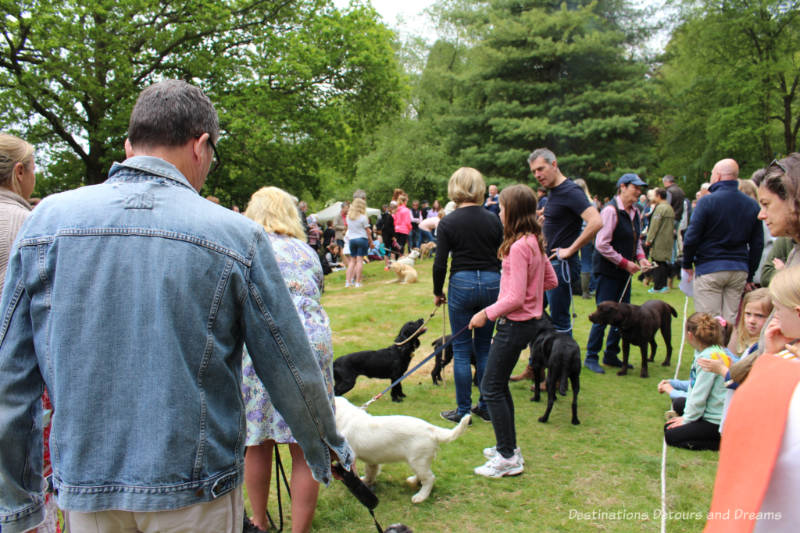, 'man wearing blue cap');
584,173,652,373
